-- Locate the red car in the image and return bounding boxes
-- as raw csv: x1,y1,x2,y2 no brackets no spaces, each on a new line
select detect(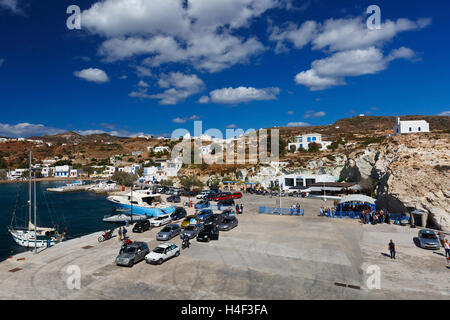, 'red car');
230,192,242,199
213,193,230,201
